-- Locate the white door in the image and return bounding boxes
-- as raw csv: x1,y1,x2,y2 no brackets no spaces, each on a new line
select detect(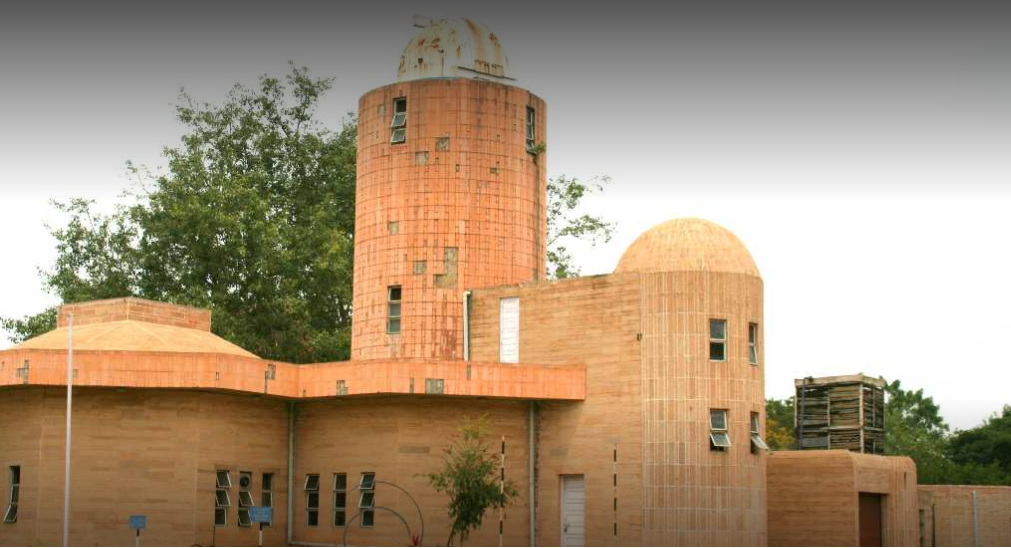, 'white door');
561,475,585,547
